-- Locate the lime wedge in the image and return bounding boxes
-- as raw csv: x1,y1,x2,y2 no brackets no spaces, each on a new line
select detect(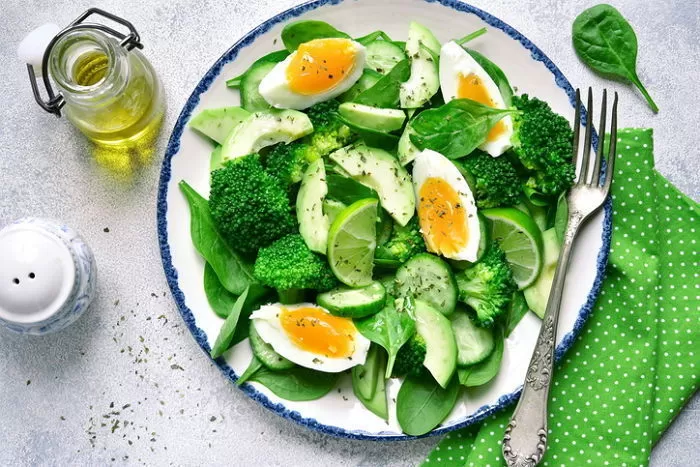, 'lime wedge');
327,198,378,287
481,208,544,289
